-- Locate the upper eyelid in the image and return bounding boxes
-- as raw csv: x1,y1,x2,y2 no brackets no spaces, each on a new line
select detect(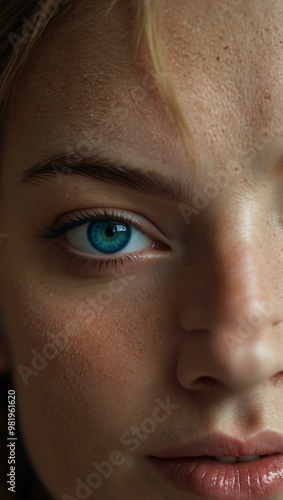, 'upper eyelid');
62,212,147,241
55,212,147,238
35,208,170,247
